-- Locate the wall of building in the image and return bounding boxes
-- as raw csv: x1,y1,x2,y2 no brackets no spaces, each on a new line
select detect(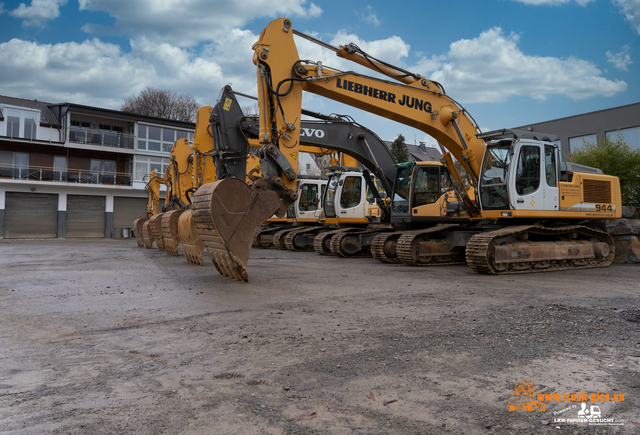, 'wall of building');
515,102,640,155
0,182,147,239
